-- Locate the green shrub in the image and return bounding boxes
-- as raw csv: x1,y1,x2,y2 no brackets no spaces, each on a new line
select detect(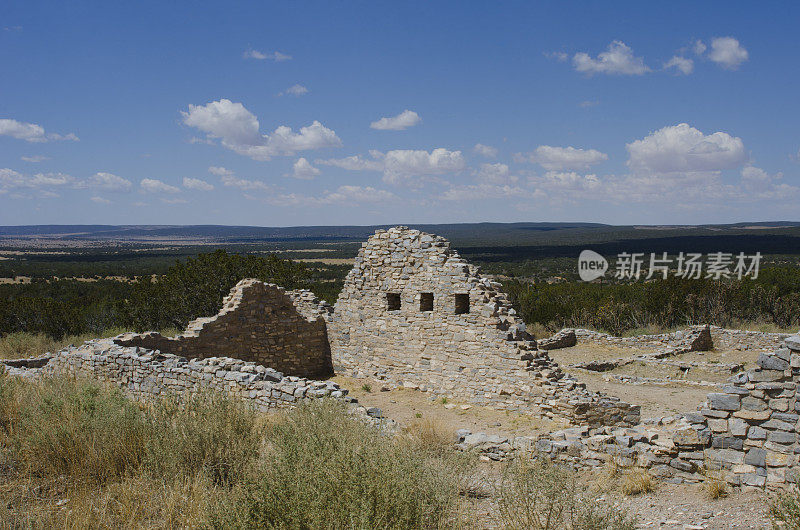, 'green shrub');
495,457,636,530
13,377,149,482
769,487,800,529
4,376,261,486
213,399,469,529
143,392,261,485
